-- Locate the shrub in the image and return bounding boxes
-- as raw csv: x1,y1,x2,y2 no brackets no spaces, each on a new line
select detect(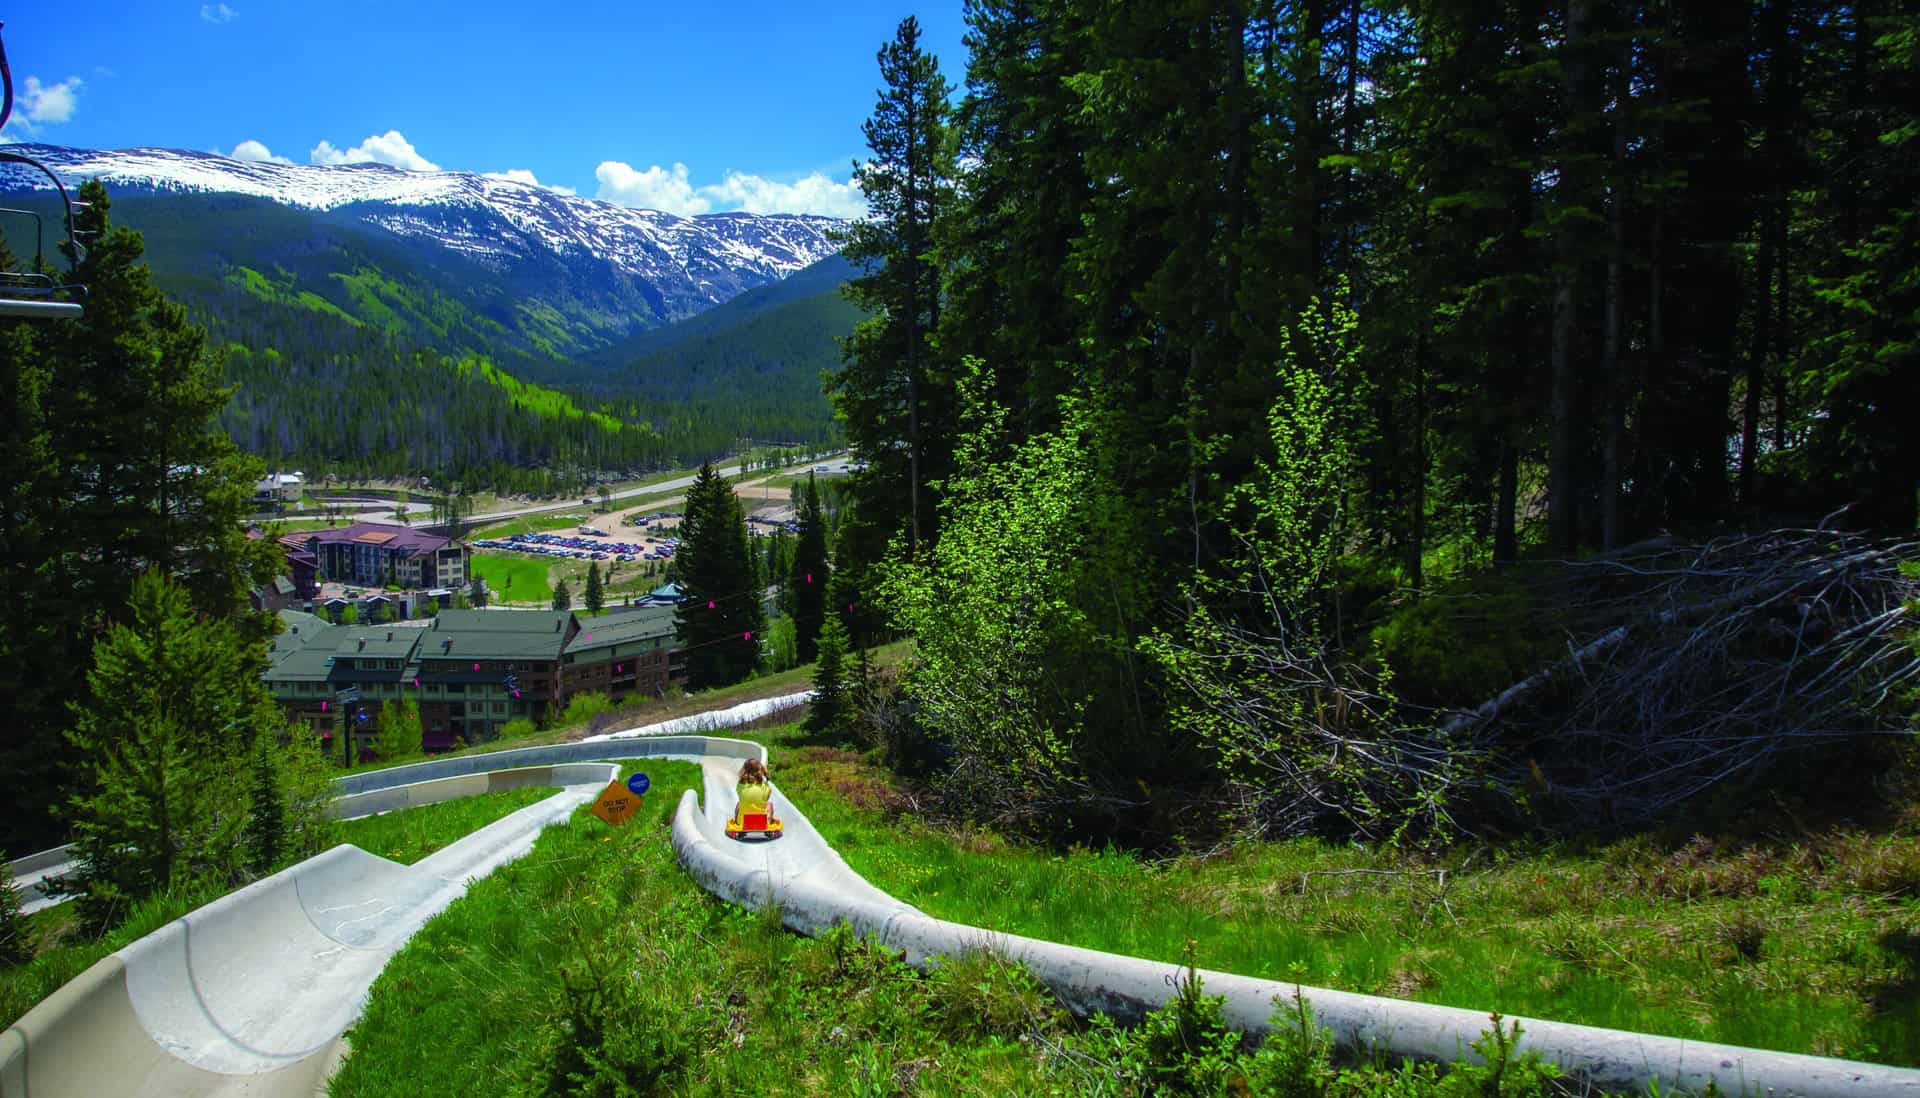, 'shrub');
501,717,537,740
560,691,613,728
1717,912,1770,963
514,957,691,1097
1248,993,1337,1098
0,879,30,967
922,948,1067,1042
1119,946,1246,1097
882,363,1149,823
1432,1015,1563,1098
